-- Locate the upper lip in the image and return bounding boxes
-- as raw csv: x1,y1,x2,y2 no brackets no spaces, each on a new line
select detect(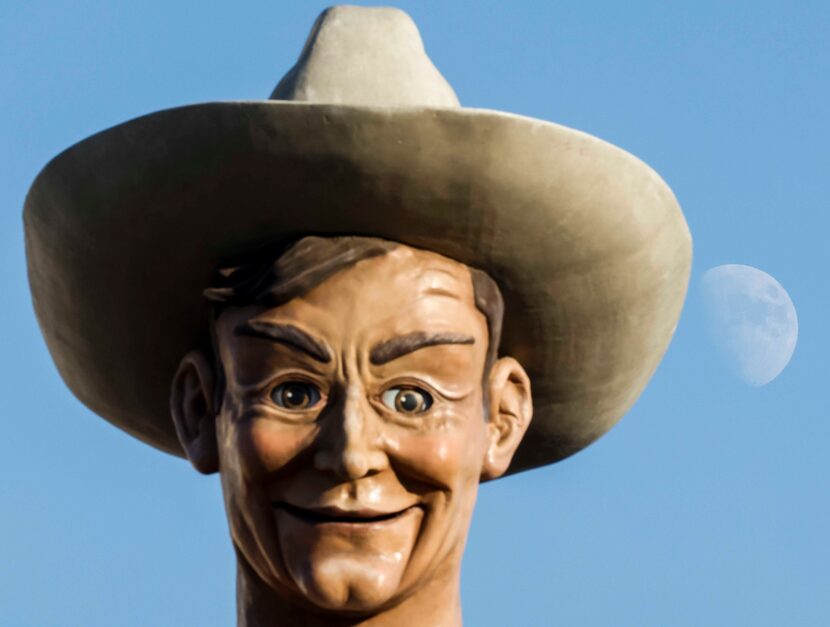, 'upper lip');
272,502,419,523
